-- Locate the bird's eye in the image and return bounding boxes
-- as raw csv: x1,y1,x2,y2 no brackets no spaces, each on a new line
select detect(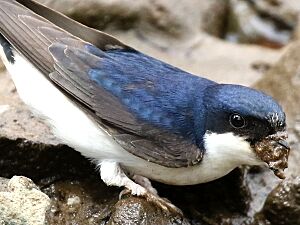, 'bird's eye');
229,114,246,129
